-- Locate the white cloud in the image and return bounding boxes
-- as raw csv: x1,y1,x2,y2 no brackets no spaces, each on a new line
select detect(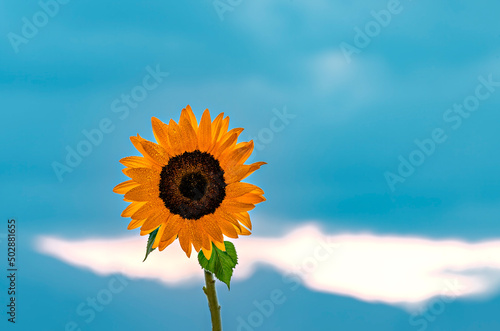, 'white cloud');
36,224,500,310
